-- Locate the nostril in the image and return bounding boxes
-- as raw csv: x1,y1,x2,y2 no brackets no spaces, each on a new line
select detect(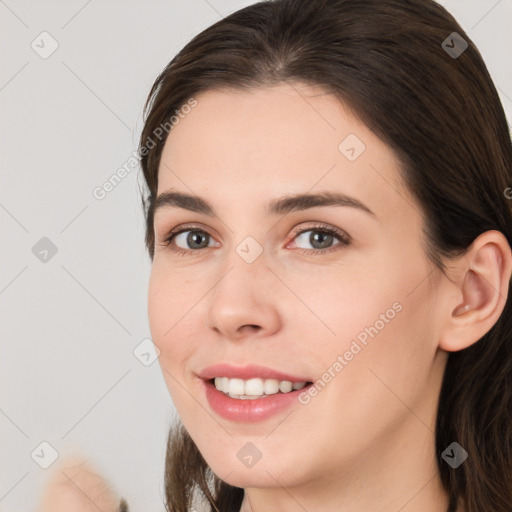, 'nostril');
240,324,261,333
